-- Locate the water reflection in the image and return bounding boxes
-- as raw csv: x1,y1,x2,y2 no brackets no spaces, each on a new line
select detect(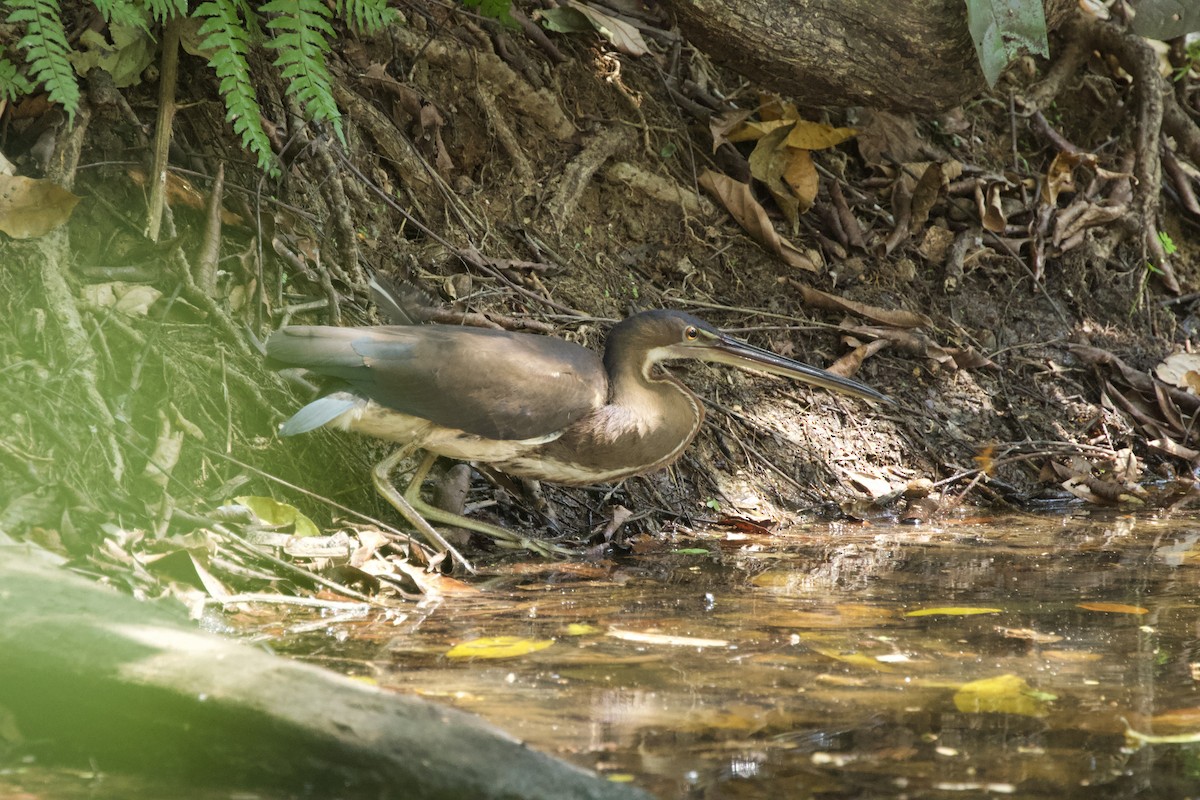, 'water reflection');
292,512,1200,798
